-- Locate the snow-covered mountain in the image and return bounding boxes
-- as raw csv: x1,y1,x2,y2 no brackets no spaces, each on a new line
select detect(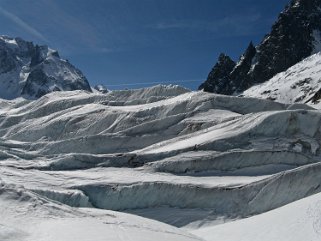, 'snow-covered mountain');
243,52,321,106
1,84,321,240
0,36,91,99
200,0,321,94
2,1,321,238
